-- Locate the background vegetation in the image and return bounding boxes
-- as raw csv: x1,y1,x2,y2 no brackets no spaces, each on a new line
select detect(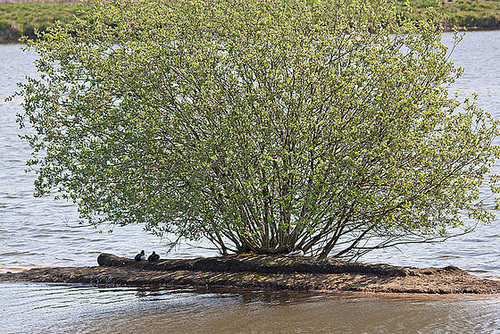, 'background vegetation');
402,0,500,29
0,1,86,41
1,0,500,42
